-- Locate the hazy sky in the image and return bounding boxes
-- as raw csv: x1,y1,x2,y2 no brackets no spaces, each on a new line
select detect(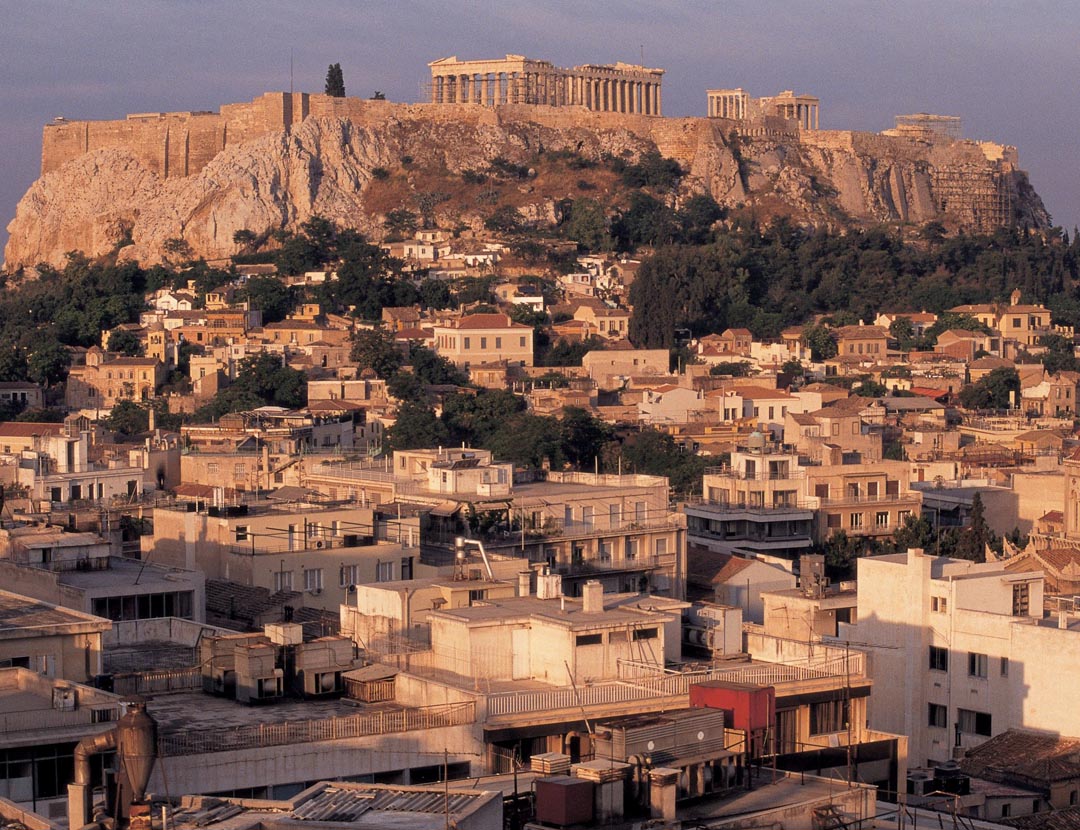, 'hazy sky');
3,1,1079,255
